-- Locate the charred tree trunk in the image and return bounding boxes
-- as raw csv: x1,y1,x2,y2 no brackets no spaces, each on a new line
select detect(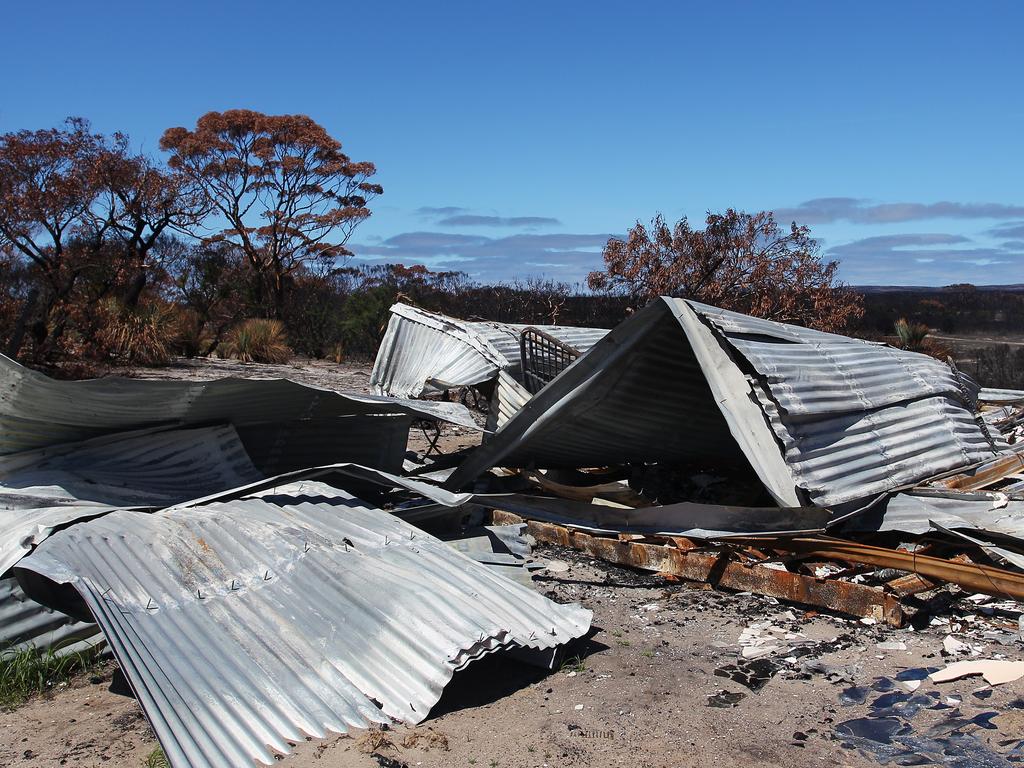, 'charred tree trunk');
6,287,39,359
123,270,147,309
